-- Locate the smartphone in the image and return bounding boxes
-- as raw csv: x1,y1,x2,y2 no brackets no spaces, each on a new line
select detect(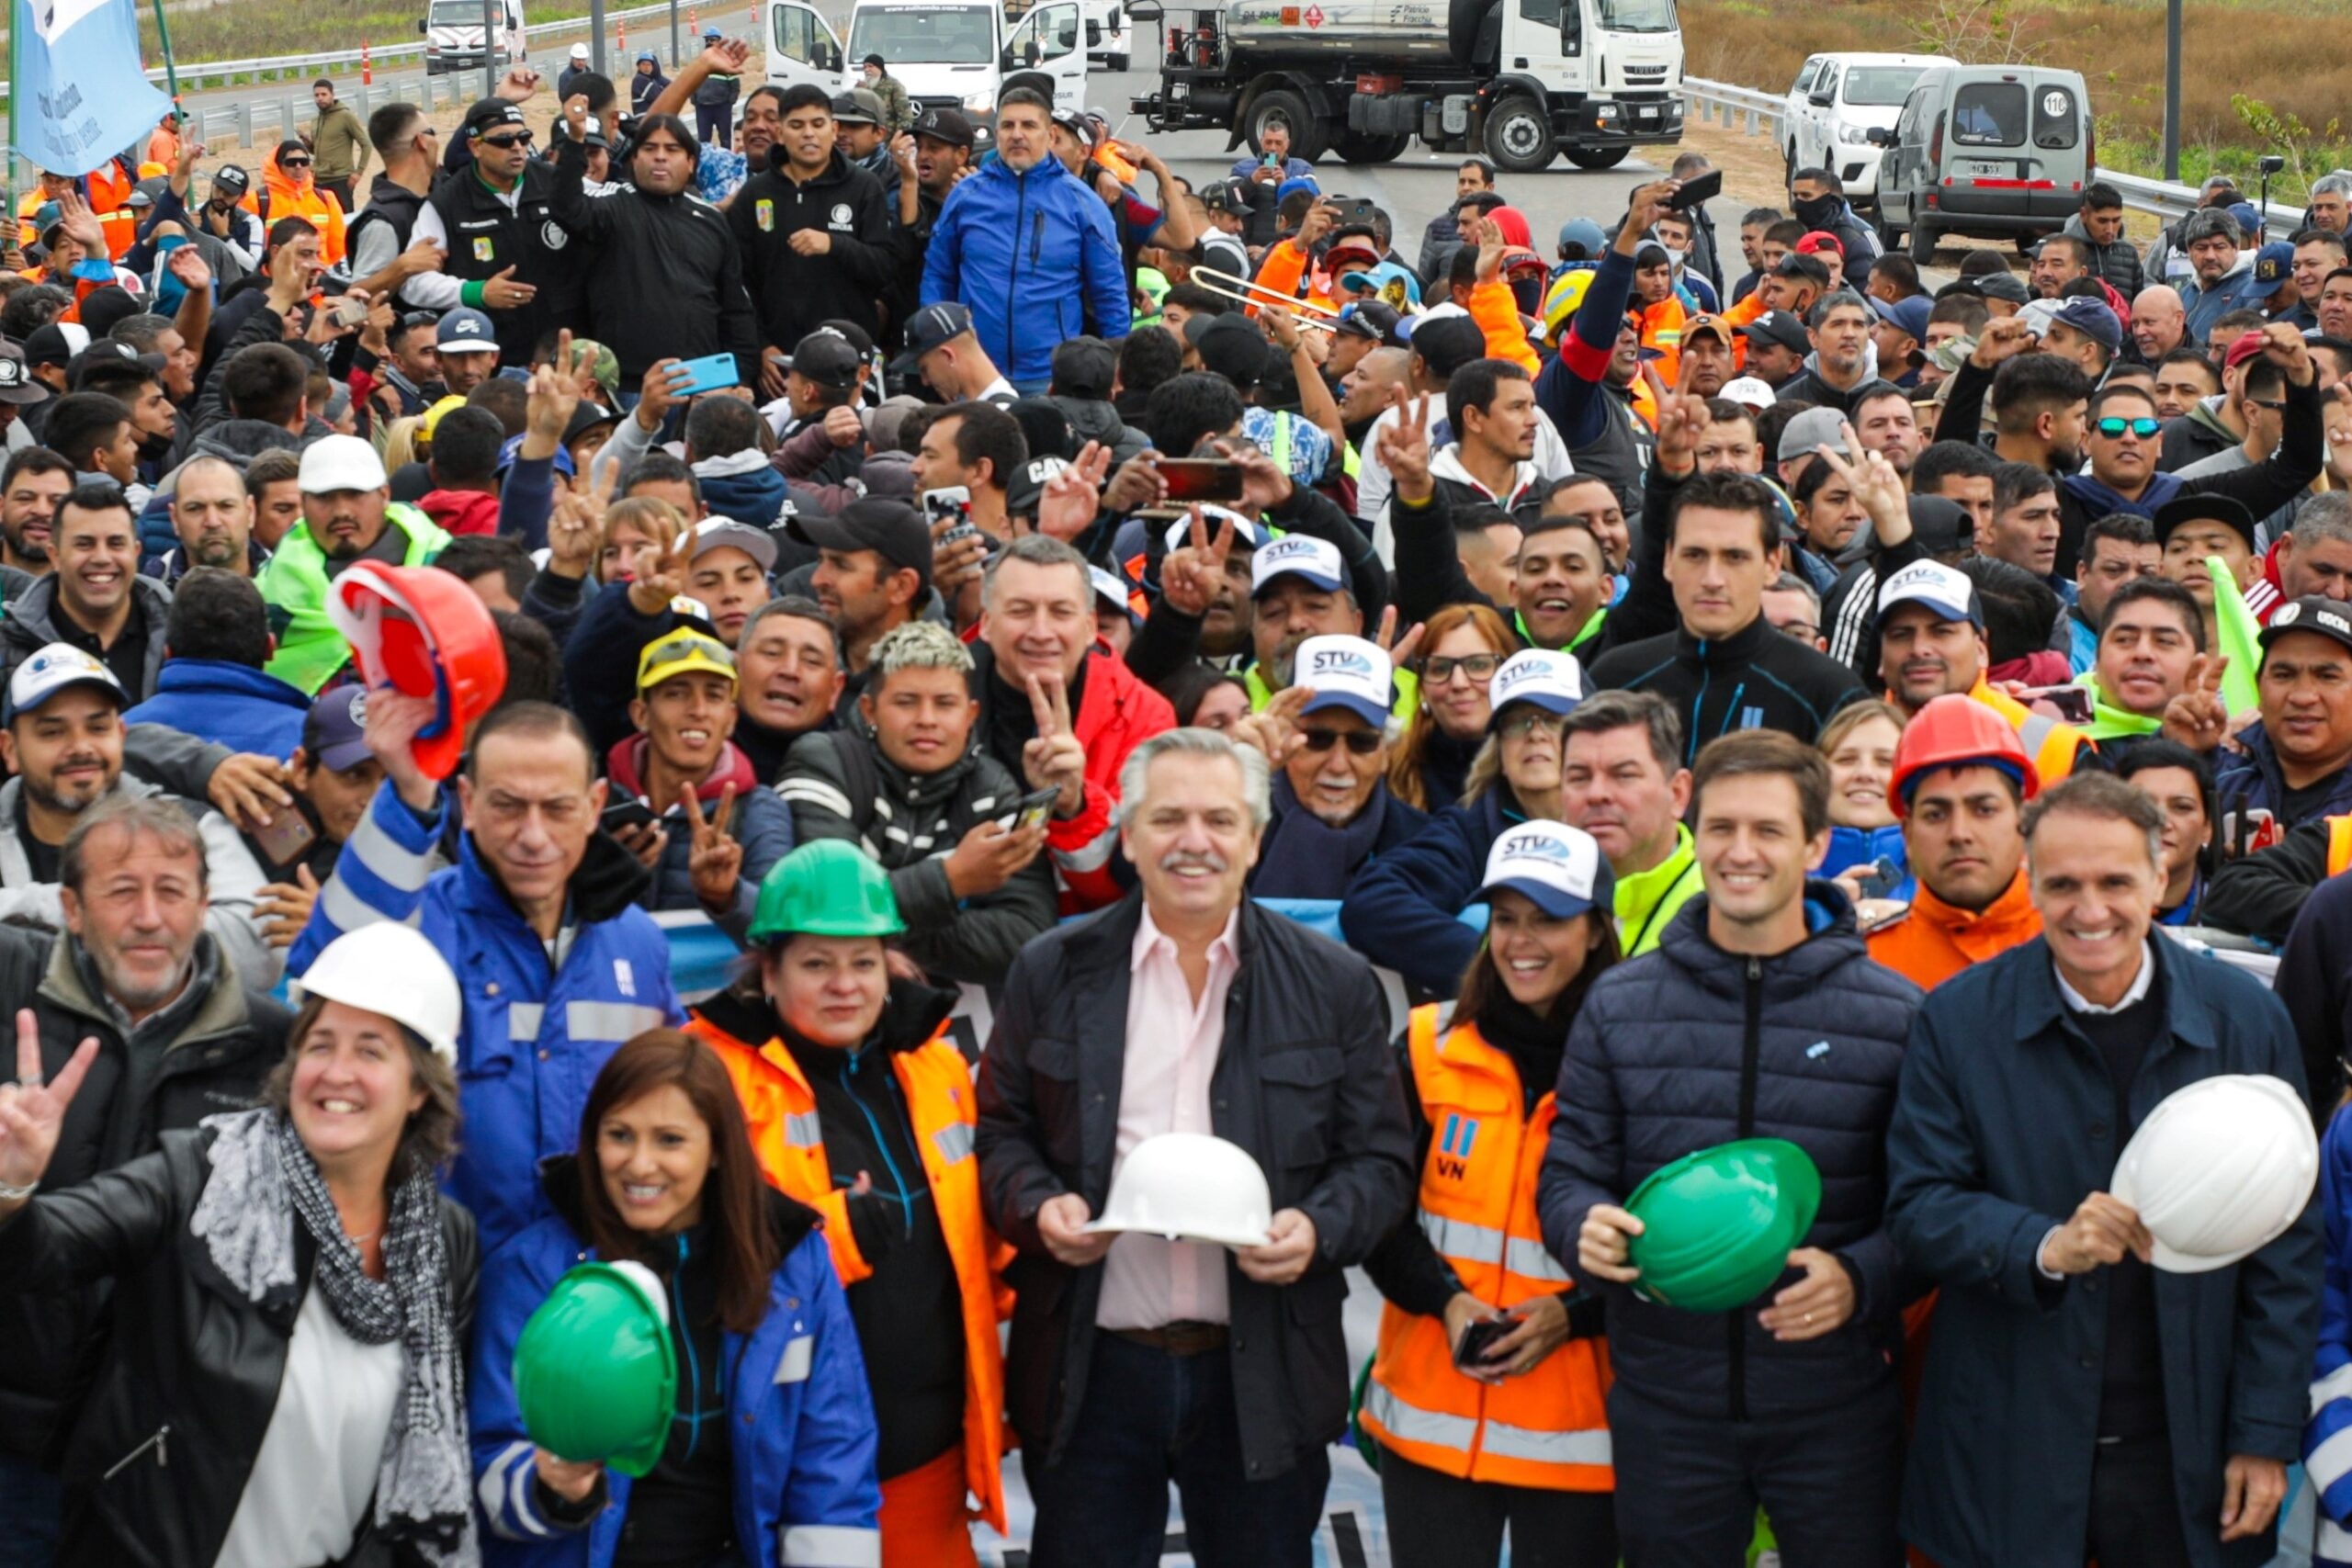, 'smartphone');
2018,683,2094,727
1330,196,1380,229
1262,150,1280,169
1856,854,1902,901
922,485,979,547
999,784,1063,831
331,294,370,329
1155,457,1246,503
1453,1314,1520,1370
1668,169,1723,209
600,796,659,833
250,809,318,868
671,352,740,397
